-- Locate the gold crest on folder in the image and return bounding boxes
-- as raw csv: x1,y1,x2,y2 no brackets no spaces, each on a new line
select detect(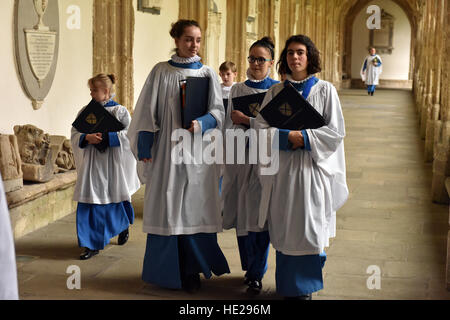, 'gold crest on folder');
279,103,292,116
86,113,97,125
249,103,260,117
